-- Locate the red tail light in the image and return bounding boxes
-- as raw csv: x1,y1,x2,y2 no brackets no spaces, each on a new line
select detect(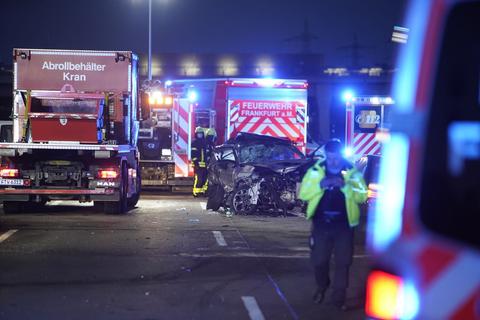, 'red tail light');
98,169,118,179
0,168,19,178
366,271,402,319
365,270,419,320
